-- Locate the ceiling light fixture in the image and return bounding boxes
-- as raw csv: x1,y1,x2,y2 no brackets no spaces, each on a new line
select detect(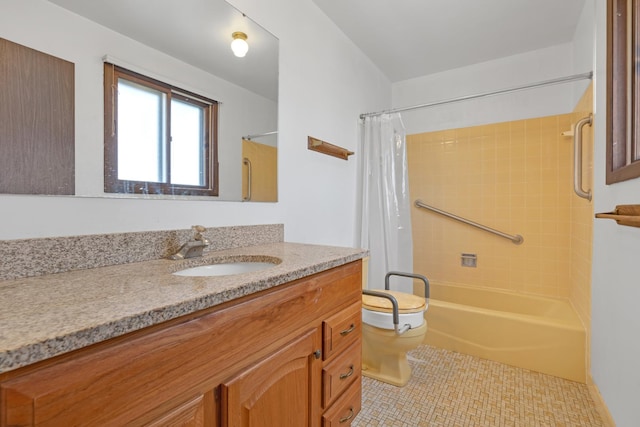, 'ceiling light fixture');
231,31,249,58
